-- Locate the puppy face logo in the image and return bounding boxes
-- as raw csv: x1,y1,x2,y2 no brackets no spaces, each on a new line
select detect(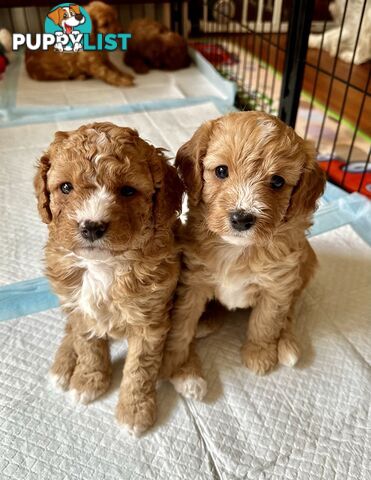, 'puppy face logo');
45,3,91,52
